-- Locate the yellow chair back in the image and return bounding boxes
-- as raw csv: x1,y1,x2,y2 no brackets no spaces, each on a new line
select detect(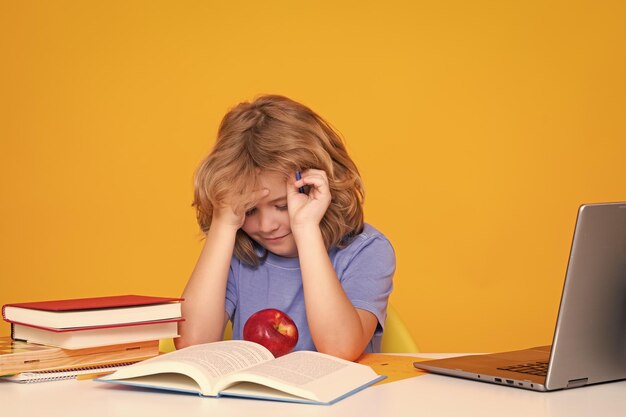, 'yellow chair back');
381,304,419,353
159,337,175,353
